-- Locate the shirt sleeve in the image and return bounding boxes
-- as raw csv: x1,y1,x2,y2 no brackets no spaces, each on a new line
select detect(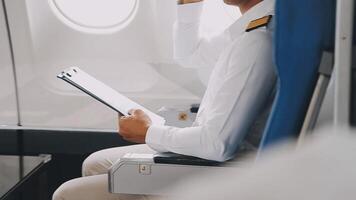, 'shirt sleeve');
146,31,276,162
173,2,230,69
